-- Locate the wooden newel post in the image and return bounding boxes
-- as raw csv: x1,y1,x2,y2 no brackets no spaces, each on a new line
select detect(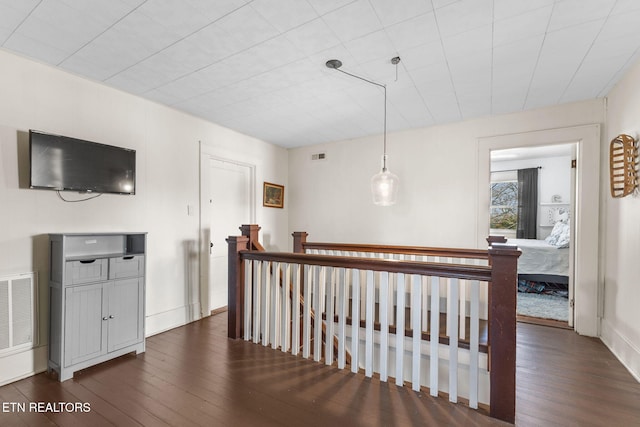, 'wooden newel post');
487,244,521,424
226,235,249,339
486,235,507,245
240,224,262,251
292,231,308,253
